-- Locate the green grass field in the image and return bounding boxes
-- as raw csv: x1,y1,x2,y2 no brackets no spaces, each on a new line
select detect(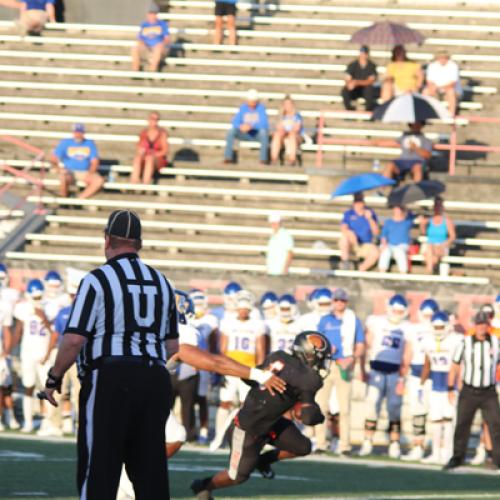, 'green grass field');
1,436,499,500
